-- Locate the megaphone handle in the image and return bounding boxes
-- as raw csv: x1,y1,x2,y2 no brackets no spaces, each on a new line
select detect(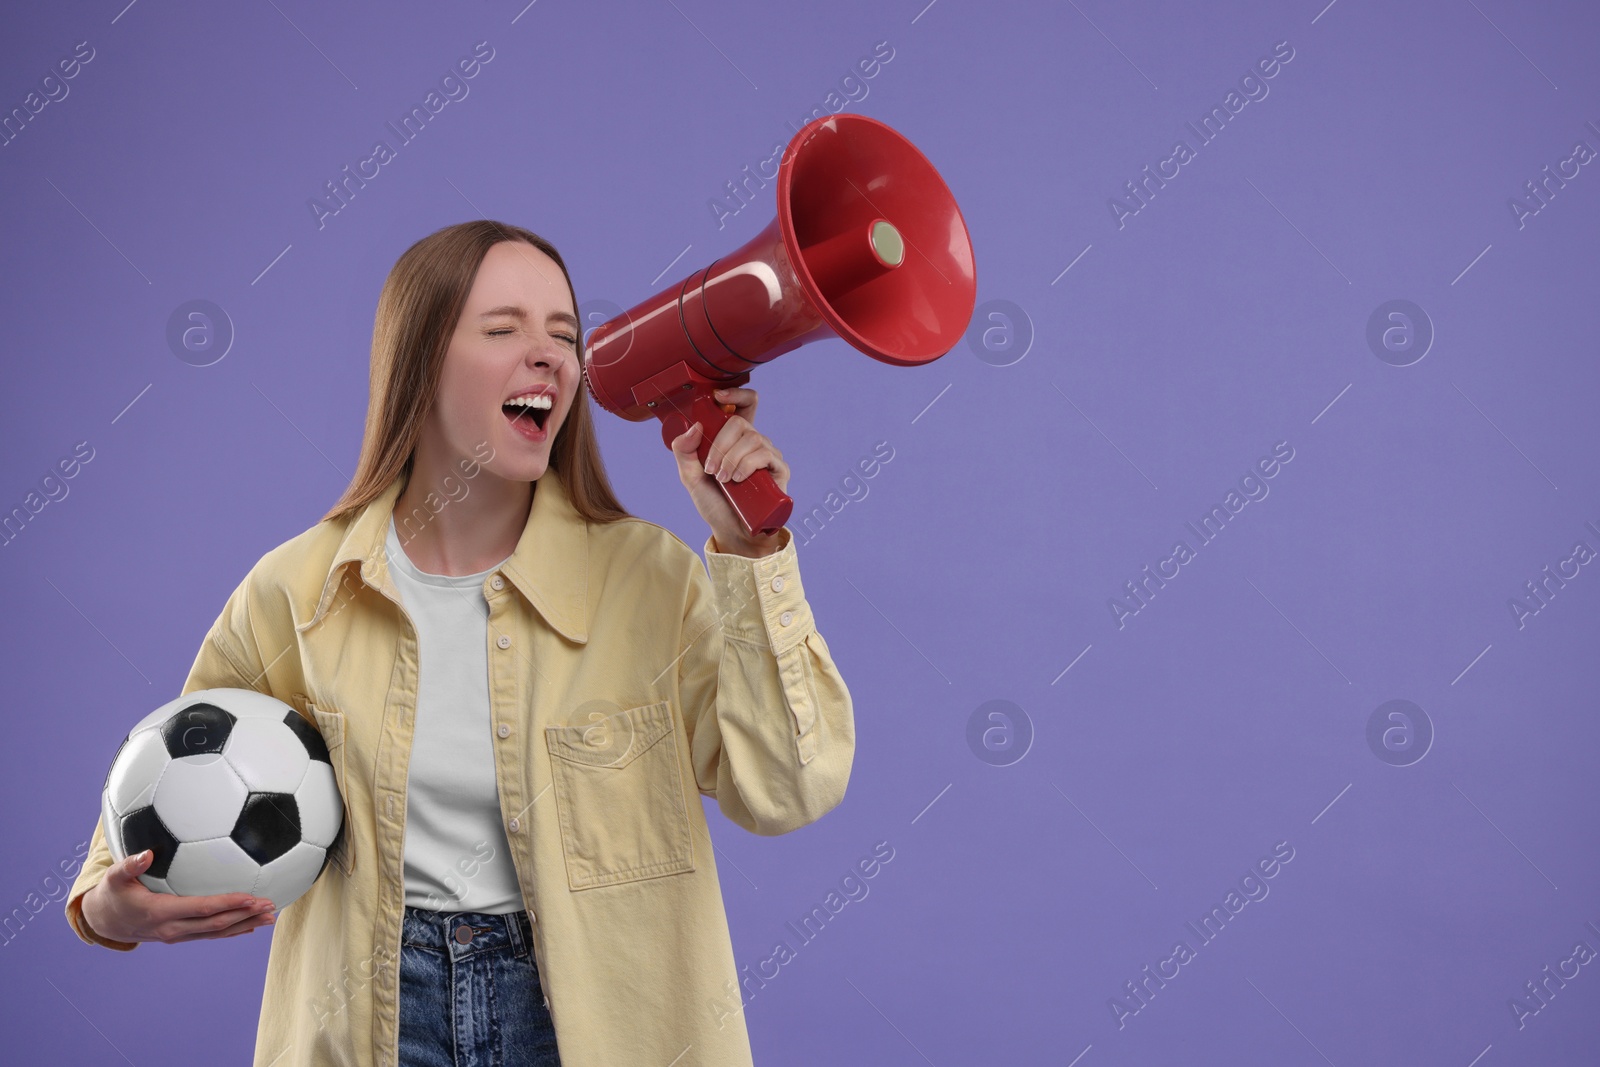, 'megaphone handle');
658,393,794,539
